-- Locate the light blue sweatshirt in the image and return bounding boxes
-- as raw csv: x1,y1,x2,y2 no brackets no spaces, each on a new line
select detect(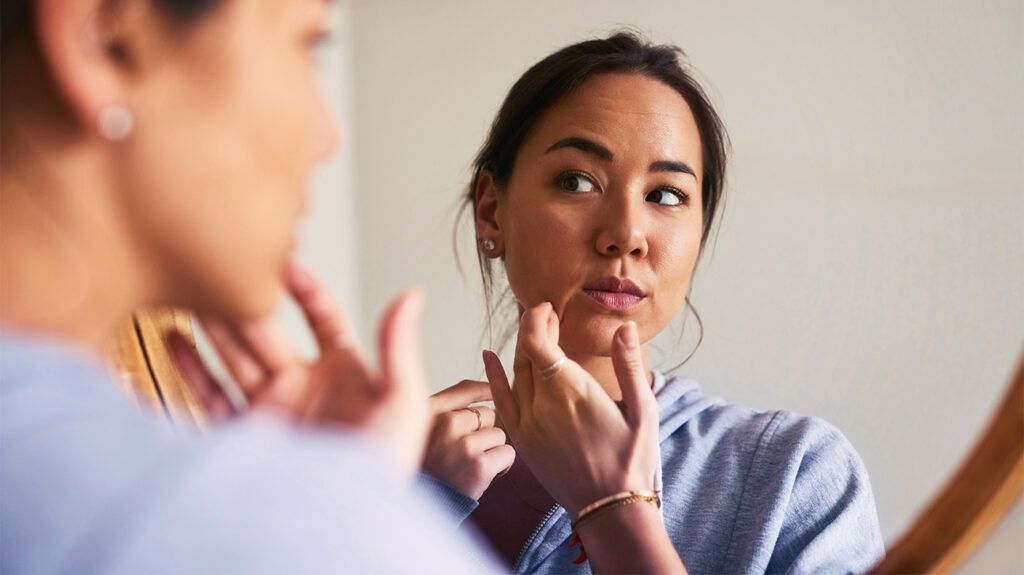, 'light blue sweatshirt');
0,333,501,574
421,370,886,574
